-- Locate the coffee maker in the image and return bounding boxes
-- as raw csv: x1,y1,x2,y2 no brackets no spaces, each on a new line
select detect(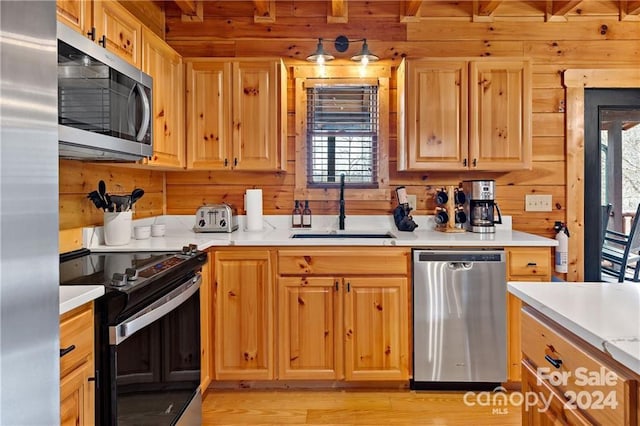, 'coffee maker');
462,180,502,233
